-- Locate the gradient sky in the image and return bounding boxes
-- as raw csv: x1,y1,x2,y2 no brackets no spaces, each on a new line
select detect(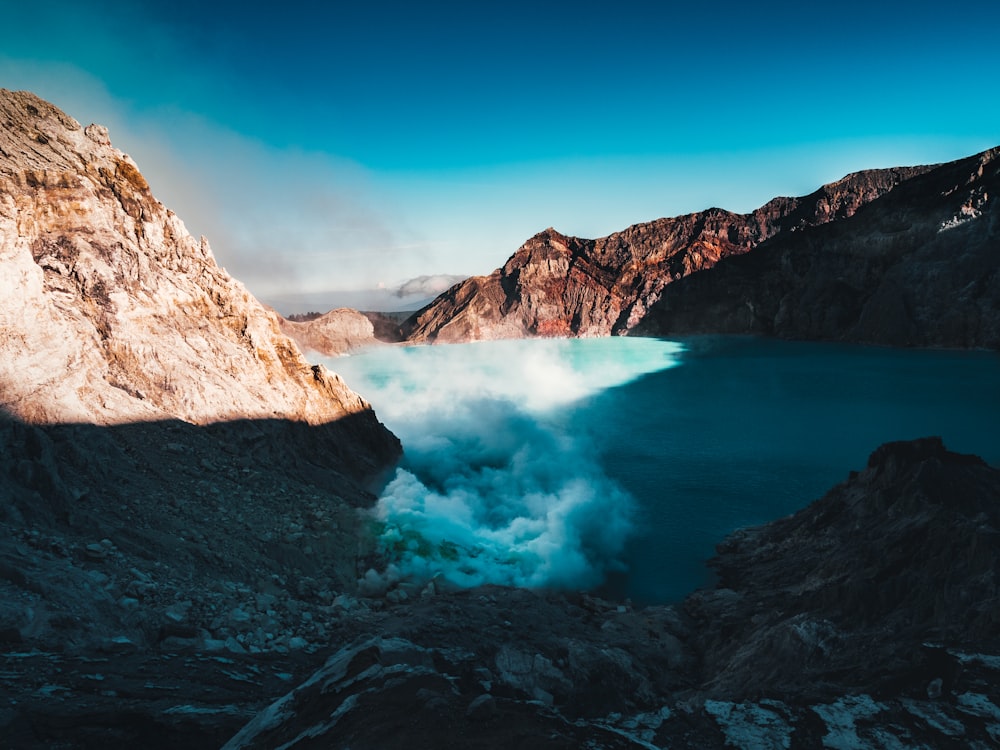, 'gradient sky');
2,0,998,307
